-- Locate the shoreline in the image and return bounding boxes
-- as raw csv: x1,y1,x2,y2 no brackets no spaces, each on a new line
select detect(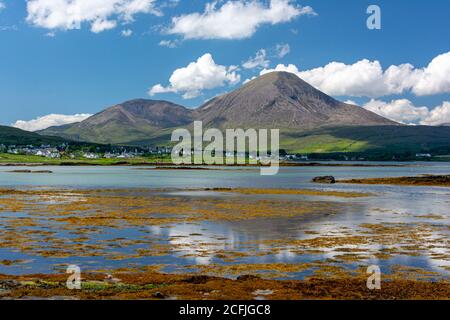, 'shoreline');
339,175,450,187
1,271,449,300
0,161,419,167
